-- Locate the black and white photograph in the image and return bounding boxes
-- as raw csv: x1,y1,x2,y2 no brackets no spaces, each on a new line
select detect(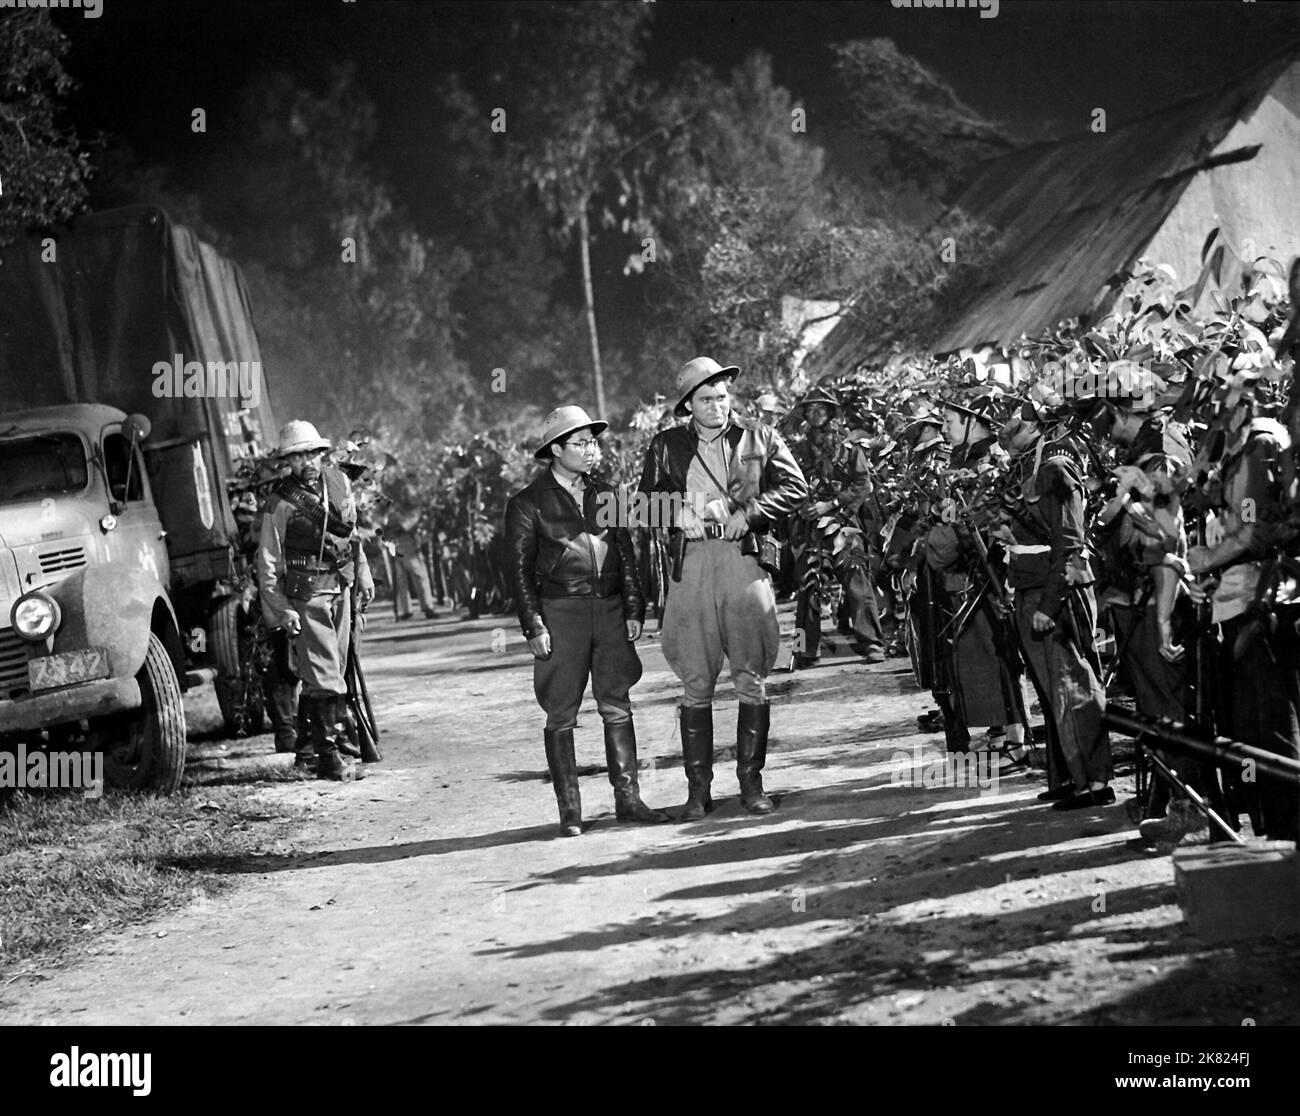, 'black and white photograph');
1,0,1298,1061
